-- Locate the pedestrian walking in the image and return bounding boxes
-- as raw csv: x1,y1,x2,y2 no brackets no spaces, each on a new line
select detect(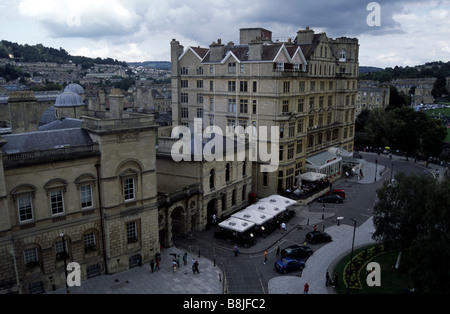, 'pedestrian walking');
276,245,280,259
304,282,309,294
183,252,187,266
193,260,200,274
234,245,239,256
326,271,330,286
172,260,177,272
176,255,180,268
264,251,267,264
150,259,155,273
155,258,160,271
